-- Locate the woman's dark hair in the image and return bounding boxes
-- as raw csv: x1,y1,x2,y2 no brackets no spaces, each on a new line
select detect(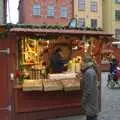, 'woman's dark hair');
55,48,62,53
